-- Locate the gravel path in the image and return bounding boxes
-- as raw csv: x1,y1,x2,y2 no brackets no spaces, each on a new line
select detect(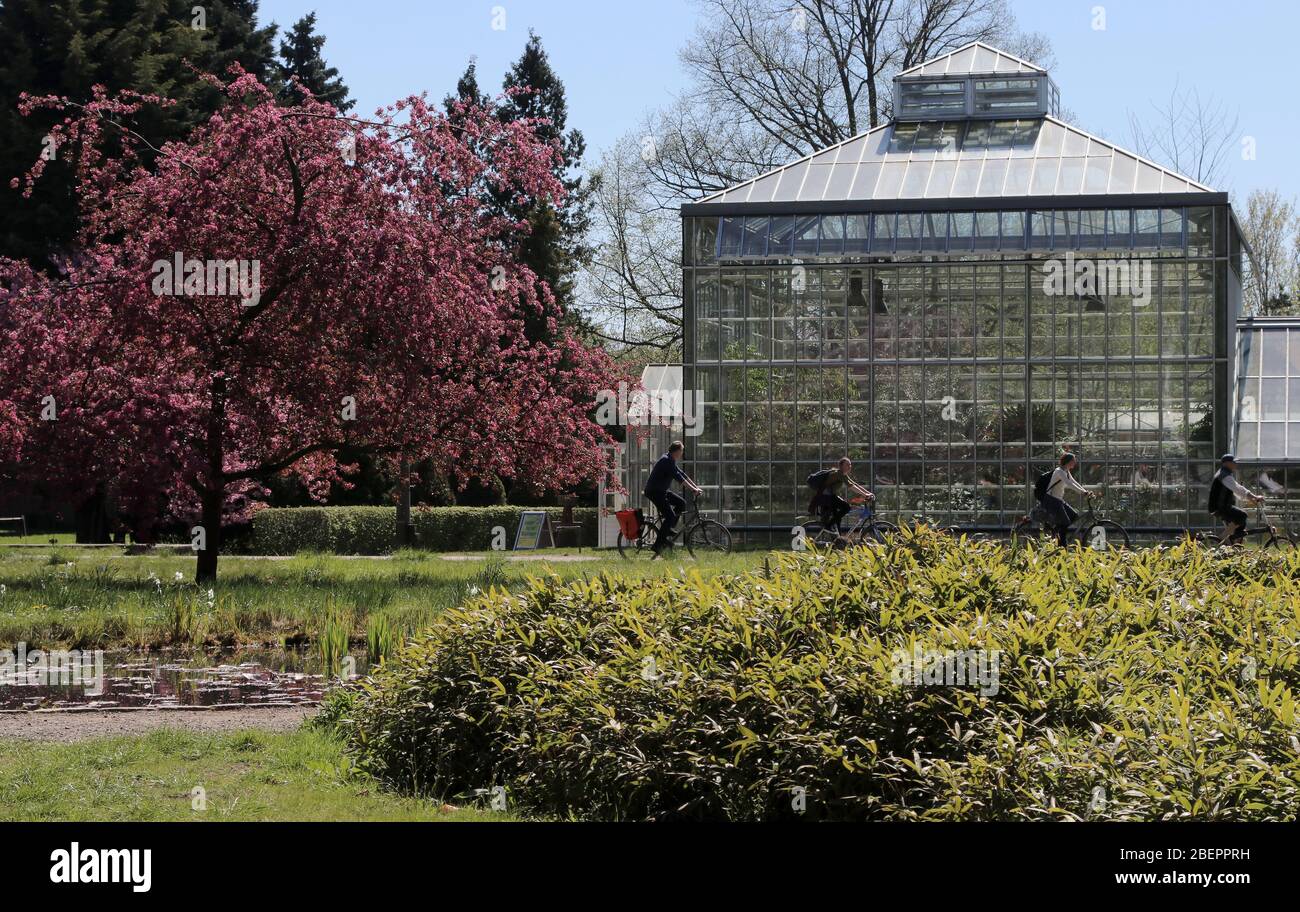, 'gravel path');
0,706,317,743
